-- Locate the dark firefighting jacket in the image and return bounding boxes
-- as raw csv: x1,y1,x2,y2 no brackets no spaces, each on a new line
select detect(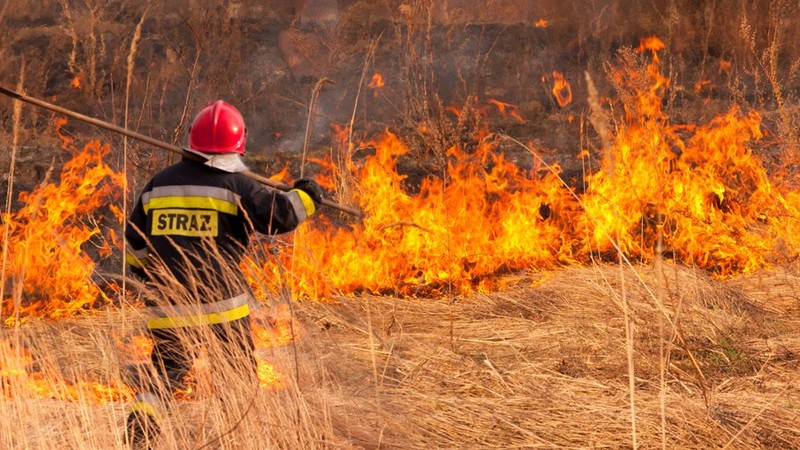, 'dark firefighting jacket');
125,159,313,328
